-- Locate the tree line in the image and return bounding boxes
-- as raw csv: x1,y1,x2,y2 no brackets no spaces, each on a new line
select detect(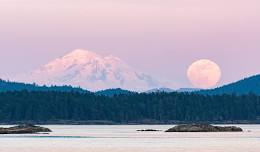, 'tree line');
0,90,260,123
